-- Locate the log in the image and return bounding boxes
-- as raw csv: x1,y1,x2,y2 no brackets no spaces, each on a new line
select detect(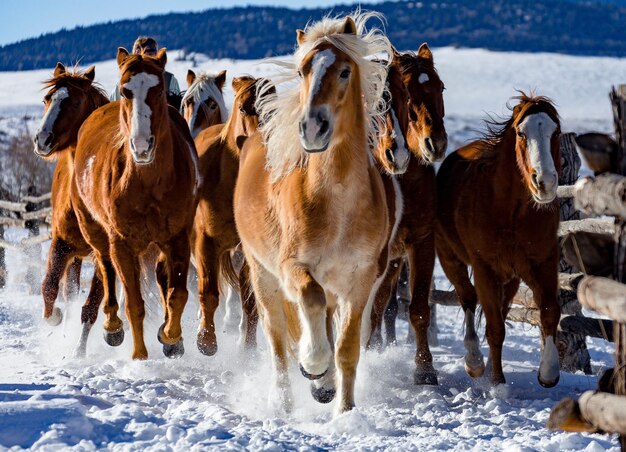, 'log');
20,233,52,247
578,276,626,323
557,185,576,199
0,239,20,251
0,200,26,213
548,391,626,435
0,216,25,227
558,218,614,236
21,207,52,221
559,315,614,342
21,192,51,204
574,175,626,220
